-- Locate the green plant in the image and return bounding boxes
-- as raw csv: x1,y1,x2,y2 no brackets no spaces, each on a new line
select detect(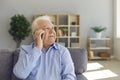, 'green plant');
9,14,31,48
62,28,68,36
91,26,106,33
63,28,68,32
